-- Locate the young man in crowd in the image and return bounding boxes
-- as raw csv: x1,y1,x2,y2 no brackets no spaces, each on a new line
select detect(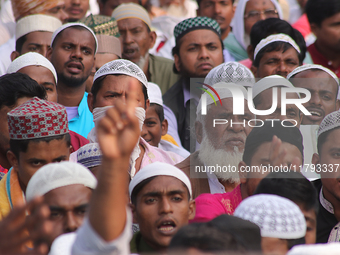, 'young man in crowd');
163,16,224,152
112,3,179,94
0,97,71,220
306,0,340,77
192,121,303,222
47,23,97,138
64,0,89,22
